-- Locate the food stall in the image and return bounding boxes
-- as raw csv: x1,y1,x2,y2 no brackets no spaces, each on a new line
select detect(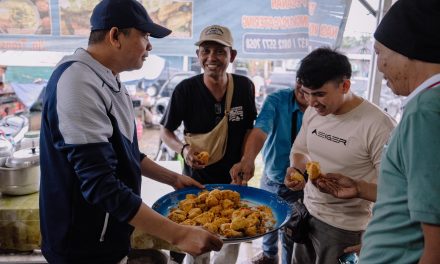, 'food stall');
0,161,180,263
